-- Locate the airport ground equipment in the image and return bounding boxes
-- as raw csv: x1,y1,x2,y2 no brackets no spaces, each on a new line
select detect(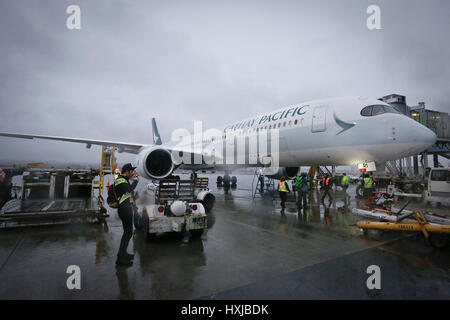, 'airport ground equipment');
307,166,317,184
357,209,450,248
353,207,450,225
95,146,116,203
193,176,215,212
251,168,276,199
365,168,450,204
354,173,424,200
0,168,108,228
424,167,450,203
134,177,208,240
